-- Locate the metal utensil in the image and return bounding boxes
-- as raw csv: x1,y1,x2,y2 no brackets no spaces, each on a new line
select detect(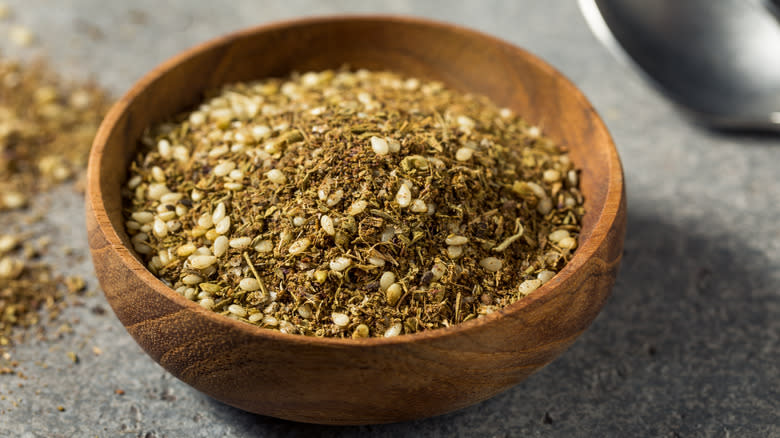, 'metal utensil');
580,0,780,131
